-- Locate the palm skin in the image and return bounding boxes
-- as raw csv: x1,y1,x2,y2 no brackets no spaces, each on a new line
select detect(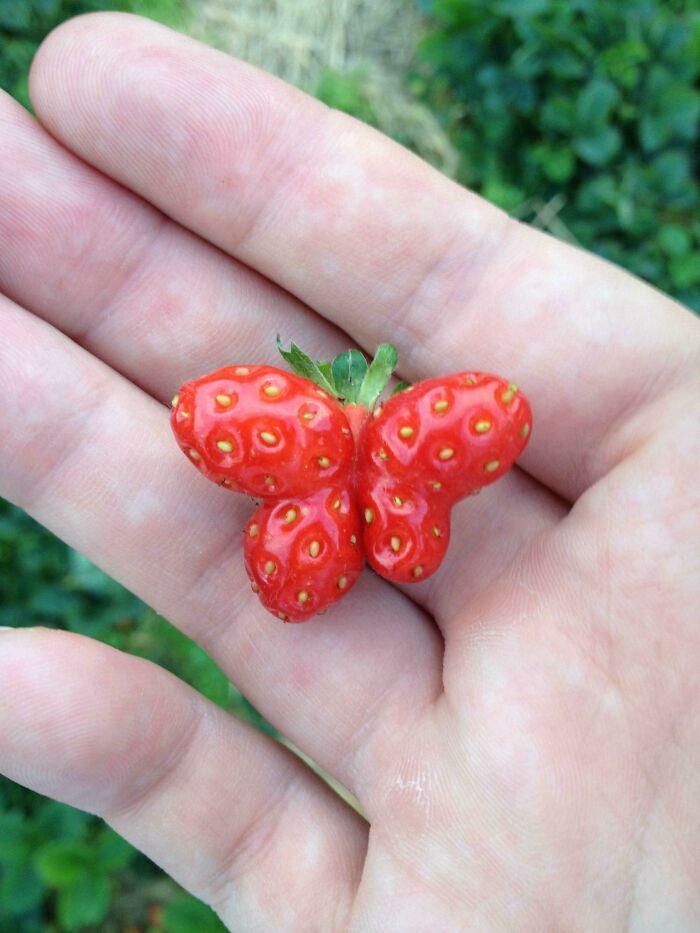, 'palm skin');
0,13,698,931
